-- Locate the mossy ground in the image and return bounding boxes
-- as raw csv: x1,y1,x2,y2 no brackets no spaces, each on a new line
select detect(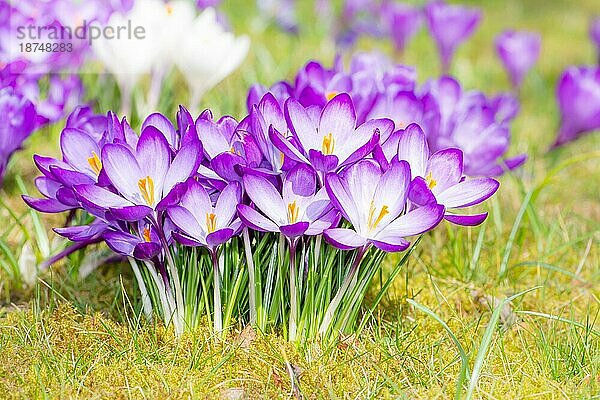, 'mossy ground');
1,0,599,398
